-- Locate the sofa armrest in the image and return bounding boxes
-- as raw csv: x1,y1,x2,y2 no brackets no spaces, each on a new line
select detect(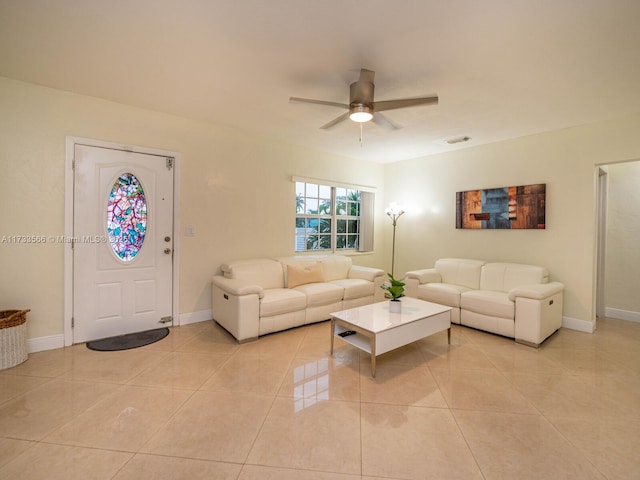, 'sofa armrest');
508,282,564,301
348,265,385,282
212,280,261,343
513,283,564,347
212,276,265,299
405,268,442,284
